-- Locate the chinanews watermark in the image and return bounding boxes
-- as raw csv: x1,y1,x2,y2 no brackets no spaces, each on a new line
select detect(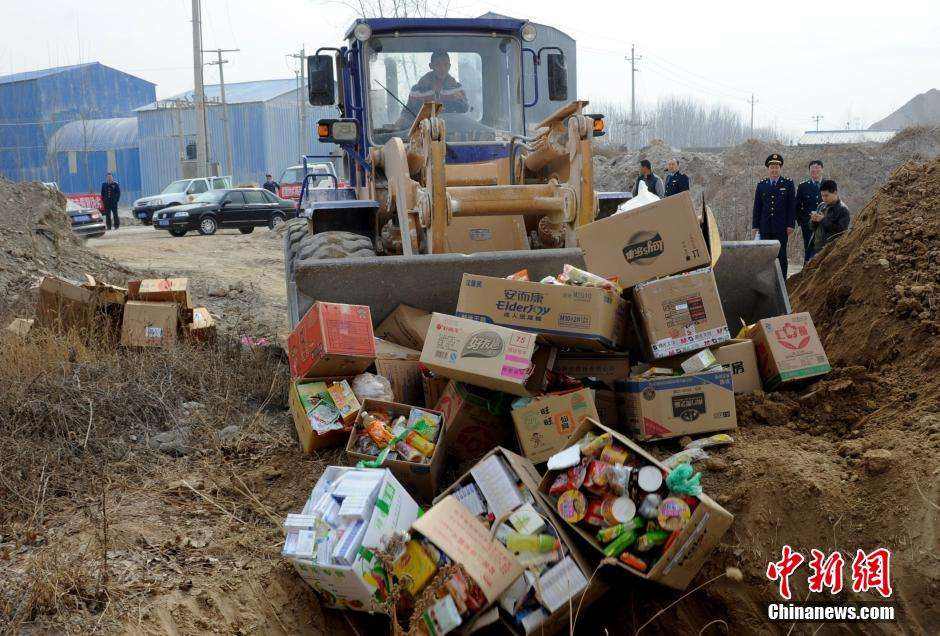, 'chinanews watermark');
764,545,896,623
